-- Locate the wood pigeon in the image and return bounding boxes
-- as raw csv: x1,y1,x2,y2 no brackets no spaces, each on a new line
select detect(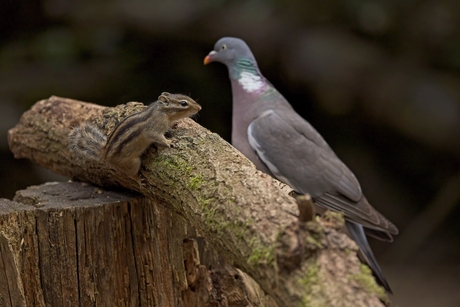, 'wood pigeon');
204,37,398,293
